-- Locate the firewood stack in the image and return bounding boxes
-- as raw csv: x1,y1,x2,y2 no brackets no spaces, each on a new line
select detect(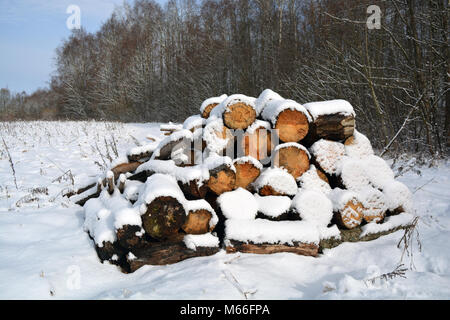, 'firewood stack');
67,89,415,273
